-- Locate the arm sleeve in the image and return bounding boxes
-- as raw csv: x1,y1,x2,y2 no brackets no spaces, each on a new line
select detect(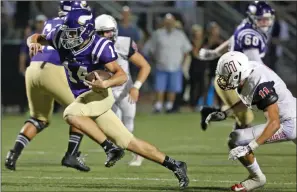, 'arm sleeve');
252,81,278,110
